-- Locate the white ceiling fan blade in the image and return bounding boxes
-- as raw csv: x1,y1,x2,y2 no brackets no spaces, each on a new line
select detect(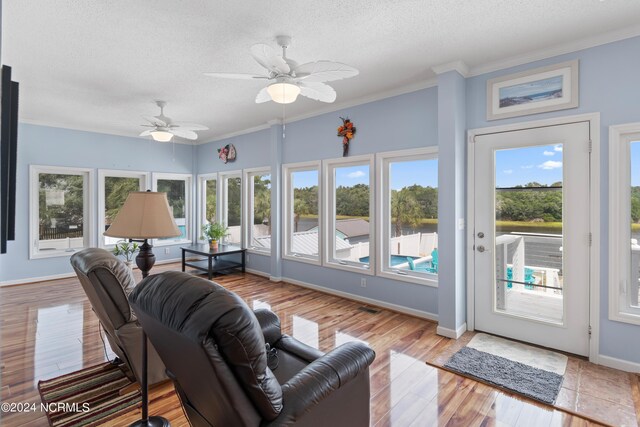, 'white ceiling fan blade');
255,87,271,104
170,129,199,140
298,82,337,103
204,72,268,80
170,122,209,131
142,115,167,127
139,130,153,137
250,44,290,74
294,61,359,83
